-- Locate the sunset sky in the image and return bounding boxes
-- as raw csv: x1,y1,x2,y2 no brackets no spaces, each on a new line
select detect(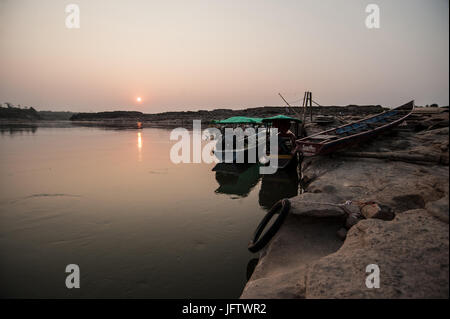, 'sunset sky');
0,0,448,113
